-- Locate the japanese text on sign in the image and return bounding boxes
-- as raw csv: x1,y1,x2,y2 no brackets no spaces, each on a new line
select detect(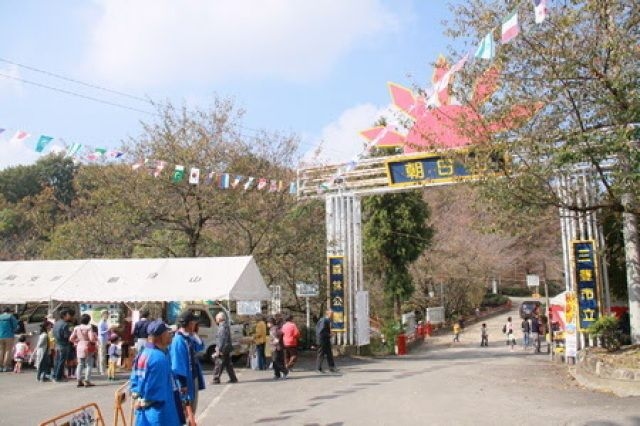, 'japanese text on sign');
328,256,345,332
572,240,599,330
